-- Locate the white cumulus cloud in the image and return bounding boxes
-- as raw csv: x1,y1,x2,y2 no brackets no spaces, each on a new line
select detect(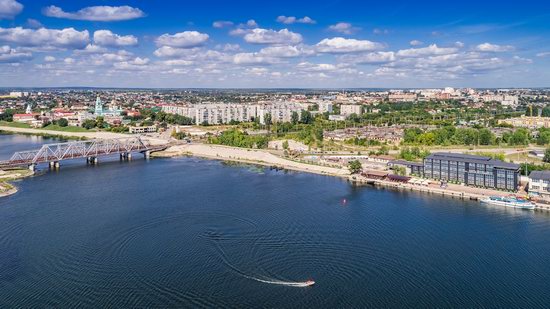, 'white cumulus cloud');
43,5,144,22
93,30,138,47
243,28,302,45
276,16,316,24
0,0,23,19
409,40,423,46
259,45,312,58
156,31,209,48
233,52,278,65
316,37,384,53
396,44,458,57
328,22,359,34
0,45,31,63
341,51,396,64
213,20,234,28
0,27,89,49
475,42,515,52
